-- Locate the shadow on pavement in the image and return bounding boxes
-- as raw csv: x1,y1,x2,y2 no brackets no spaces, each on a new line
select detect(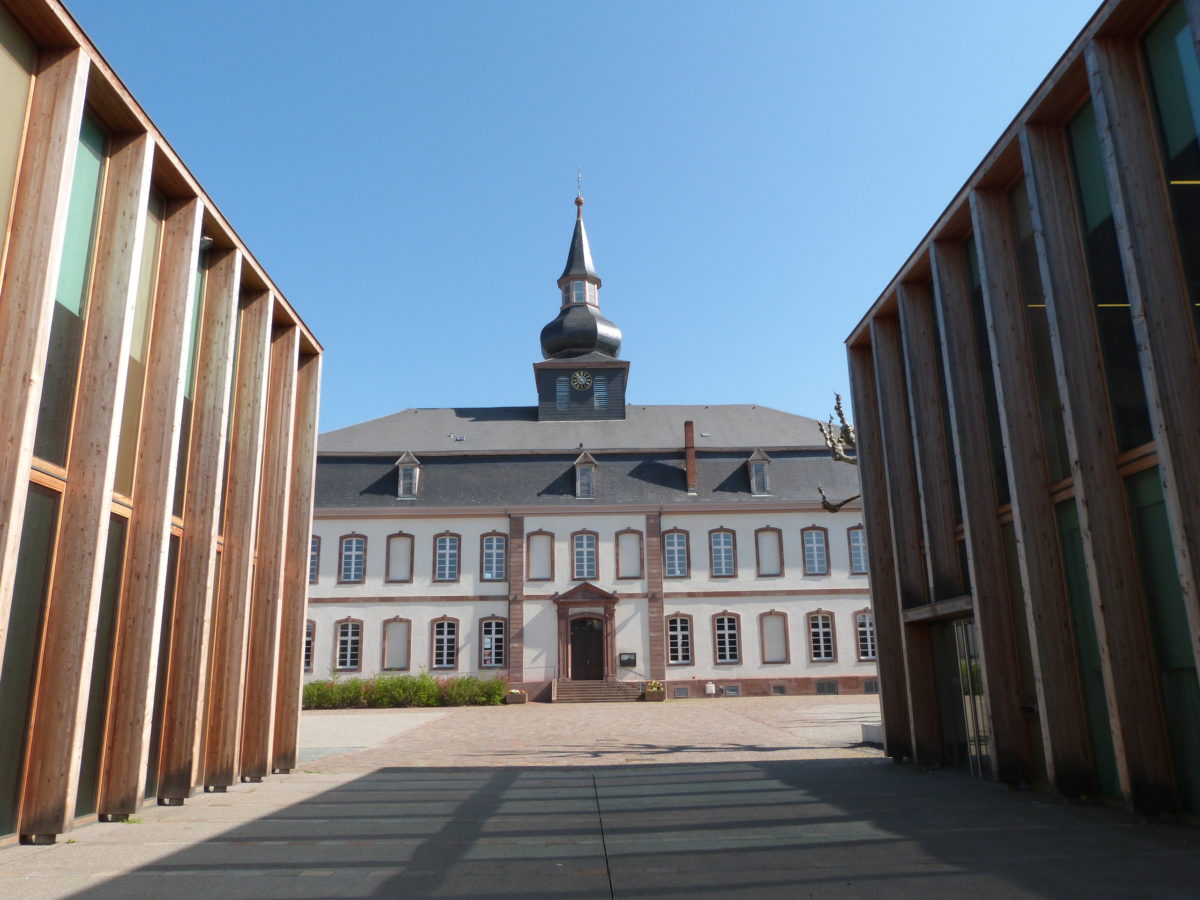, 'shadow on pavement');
69,758,1200,899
